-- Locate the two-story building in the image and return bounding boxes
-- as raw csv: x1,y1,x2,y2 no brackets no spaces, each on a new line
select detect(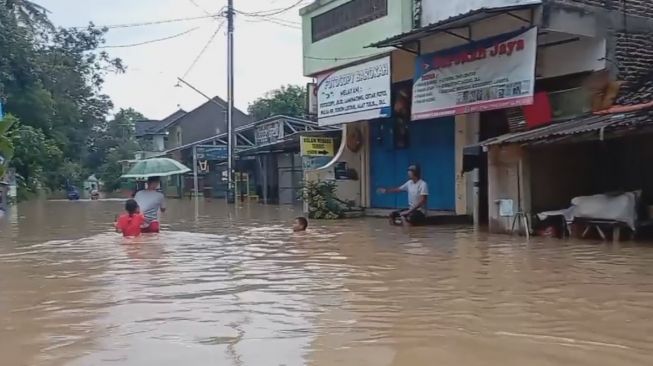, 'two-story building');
135,109,187,157
301,0,462,215
303,0,653,235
